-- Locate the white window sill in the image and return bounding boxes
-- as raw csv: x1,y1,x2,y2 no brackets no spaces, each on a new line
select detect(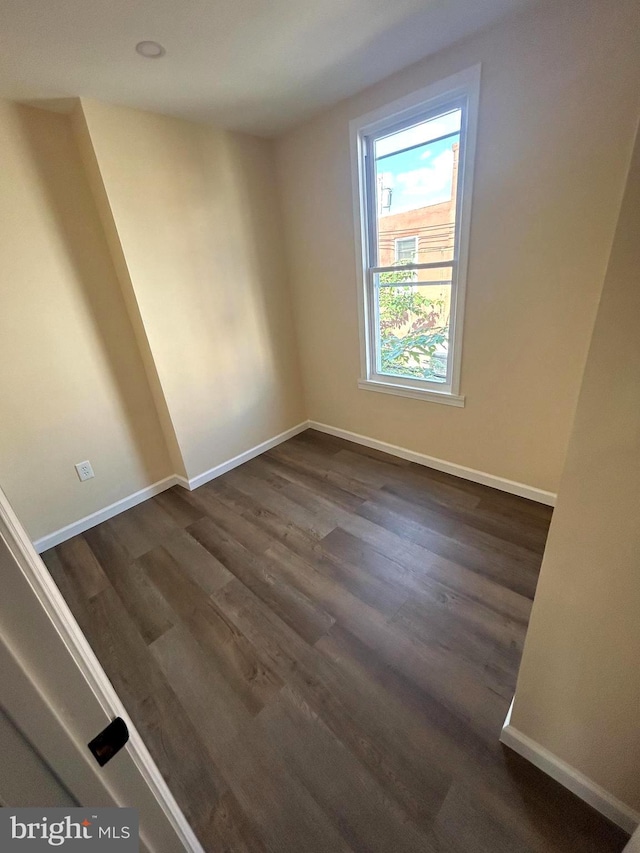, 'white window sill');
357,378,465,407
